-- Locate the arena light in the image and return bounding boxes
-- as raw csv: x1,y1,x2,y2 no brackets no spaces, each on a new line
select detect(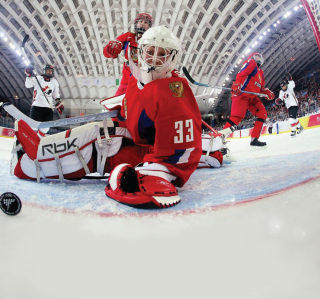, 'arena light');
294,6,299,11
3,37,8,42
263,31,267,35
277,20,280,24
16,50,21,56
9,43,15,50
259,36,263,40
273,23,277,27
267,28,271,32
